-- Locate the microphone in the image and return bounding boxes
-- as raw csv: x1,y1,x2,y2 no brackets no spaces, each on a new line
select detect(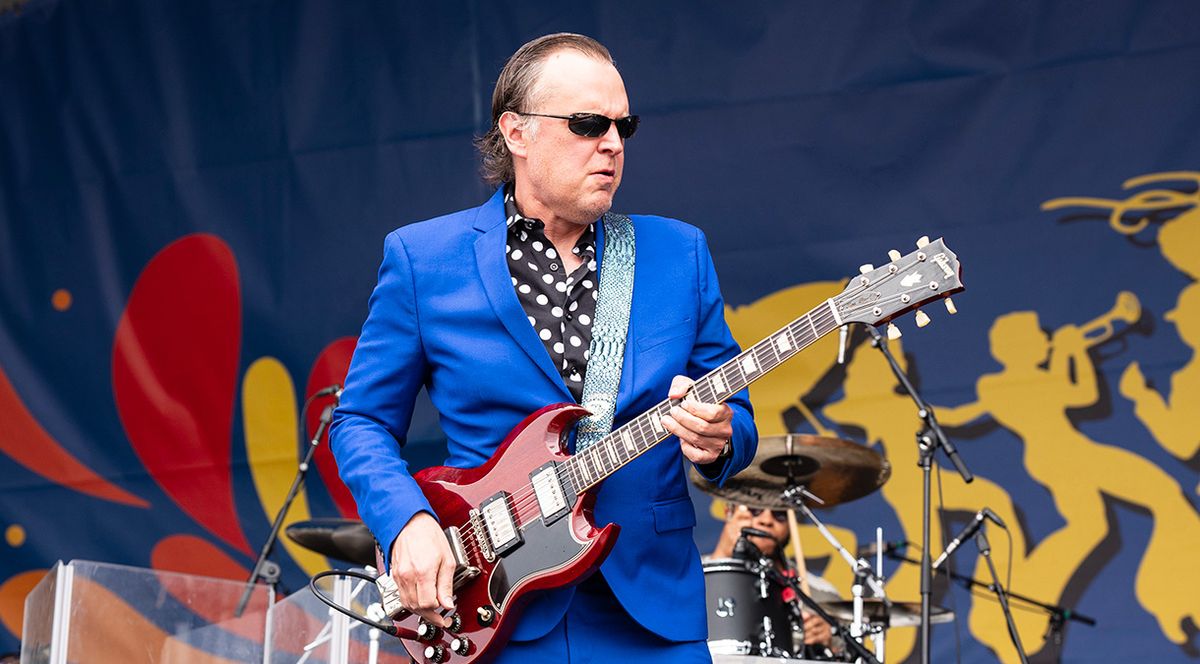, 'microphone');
732,527,772,561
858,539,909,557
932,508,1005,571
312,383,343,400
